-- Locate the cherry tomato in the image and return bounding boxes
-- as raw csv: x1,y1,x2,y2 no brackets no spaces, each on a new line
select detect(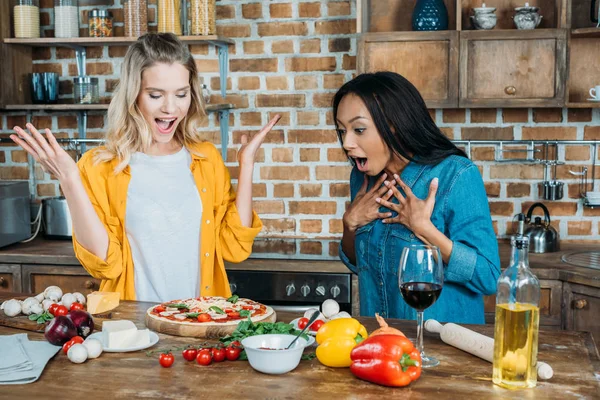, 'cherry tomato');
225,346,241,361
154,305,166,313
48,303,59,316
159,352,174,368
54,305,68,317
226,311,240,319
62,340,75,354
182,348,198,361
70,302,85,311
211,347,226,362
297,317,309,330
197,313,212,322
70,336,84,344
241,305,254,310
196,349,212,366
310,319,325,332
230,340,241,347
